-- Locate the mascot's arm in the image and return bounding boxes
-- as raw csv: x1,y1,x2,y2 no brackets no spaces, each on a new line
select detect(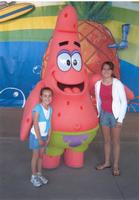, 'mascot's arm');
89,74,134,100
124,85,134,100
20,80,46,141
